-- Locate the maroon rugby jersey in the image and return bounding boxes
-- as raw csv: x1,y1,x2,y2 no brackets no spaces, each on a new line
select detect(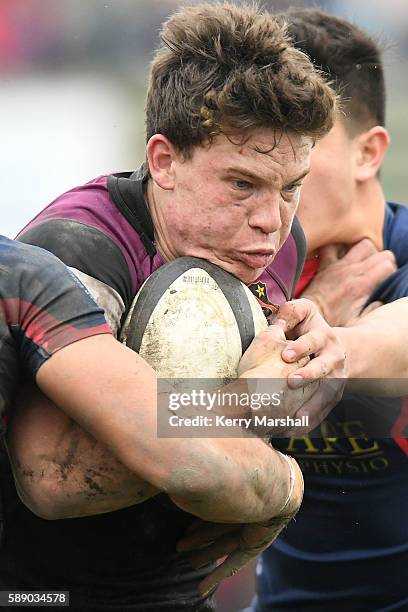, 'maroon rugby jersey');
17,165,306,334
1,165,306,612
